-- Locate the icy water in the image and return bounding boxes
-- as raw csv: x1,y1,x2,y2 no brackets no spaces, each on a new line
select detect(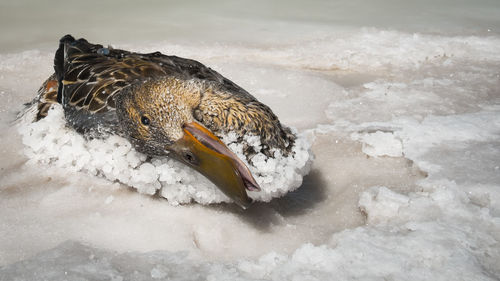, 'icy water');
1,0,500,280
